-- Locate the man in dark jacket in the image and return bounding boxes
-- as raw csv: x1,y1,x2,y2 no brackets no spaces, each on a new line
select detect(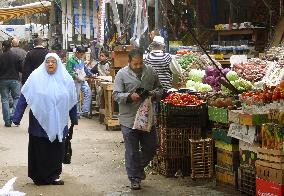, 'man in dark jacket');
0,40,22,127
22,38,49,84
